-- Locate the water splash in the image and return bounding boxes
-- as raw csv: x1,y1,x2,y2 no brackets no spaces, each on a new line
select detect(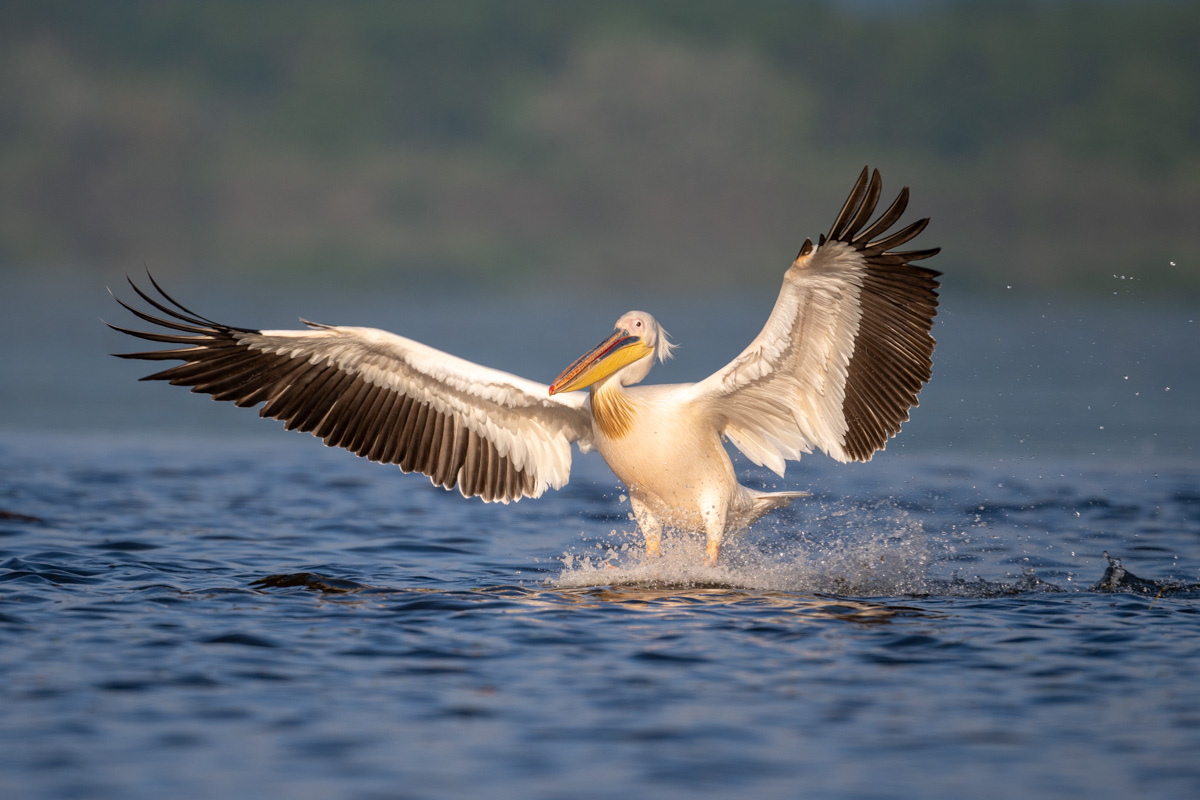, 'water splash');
555,502,940,594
